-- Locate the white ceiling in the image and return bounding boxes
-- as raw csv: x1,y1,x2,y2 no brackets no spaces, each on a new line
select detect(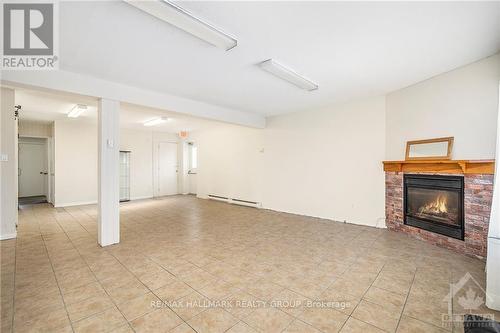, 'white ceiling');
15,88,218,133
57,1,500,116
